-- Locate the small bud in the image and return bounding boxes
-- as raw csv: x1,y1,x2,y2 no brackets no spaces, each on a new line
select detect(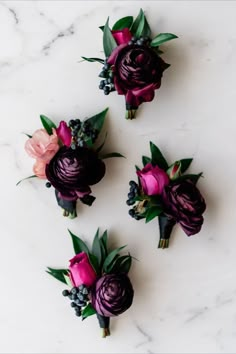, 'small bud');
167,161,182,180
